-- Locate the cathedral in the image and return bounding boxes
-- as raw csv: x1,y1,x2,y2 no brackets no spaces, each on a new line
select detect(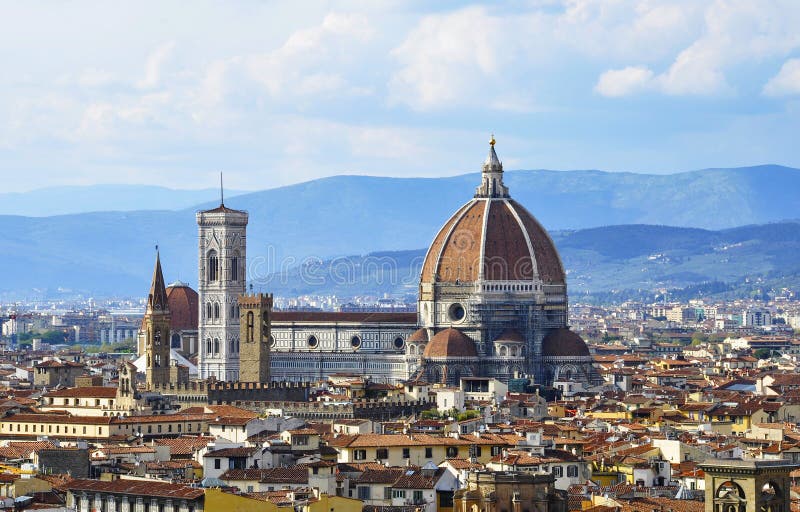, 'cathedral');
154,138,599,388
